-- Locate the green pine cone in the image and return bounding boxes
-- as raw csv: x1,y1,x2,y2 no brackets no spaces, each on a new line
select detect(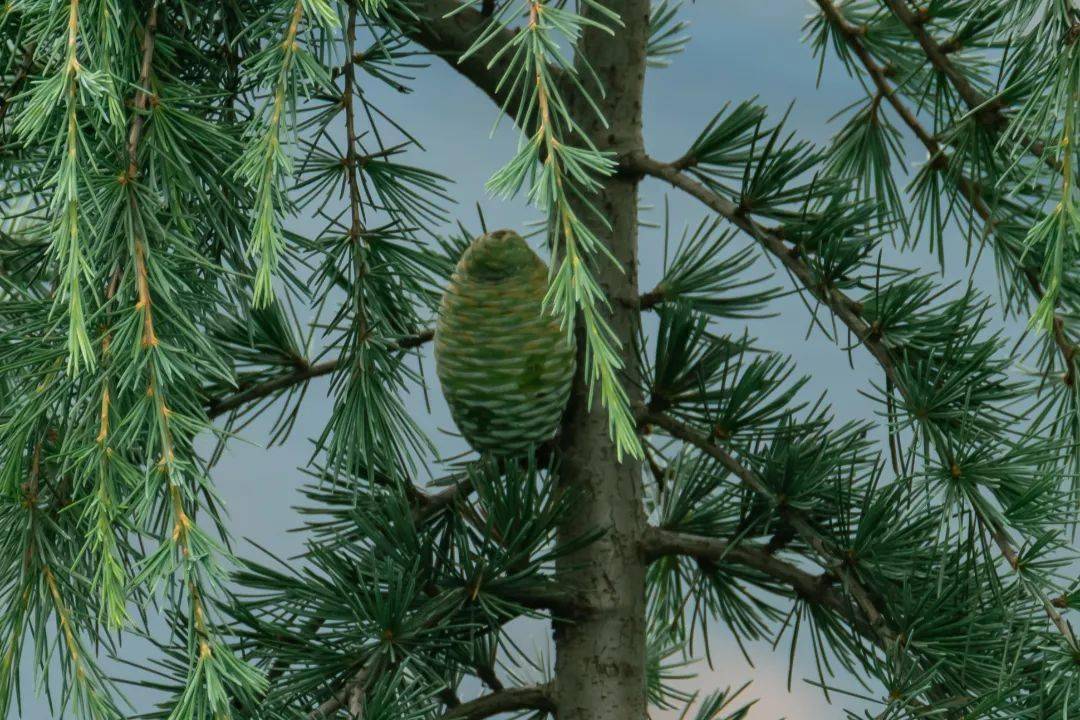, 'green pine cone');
434,230,576,455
